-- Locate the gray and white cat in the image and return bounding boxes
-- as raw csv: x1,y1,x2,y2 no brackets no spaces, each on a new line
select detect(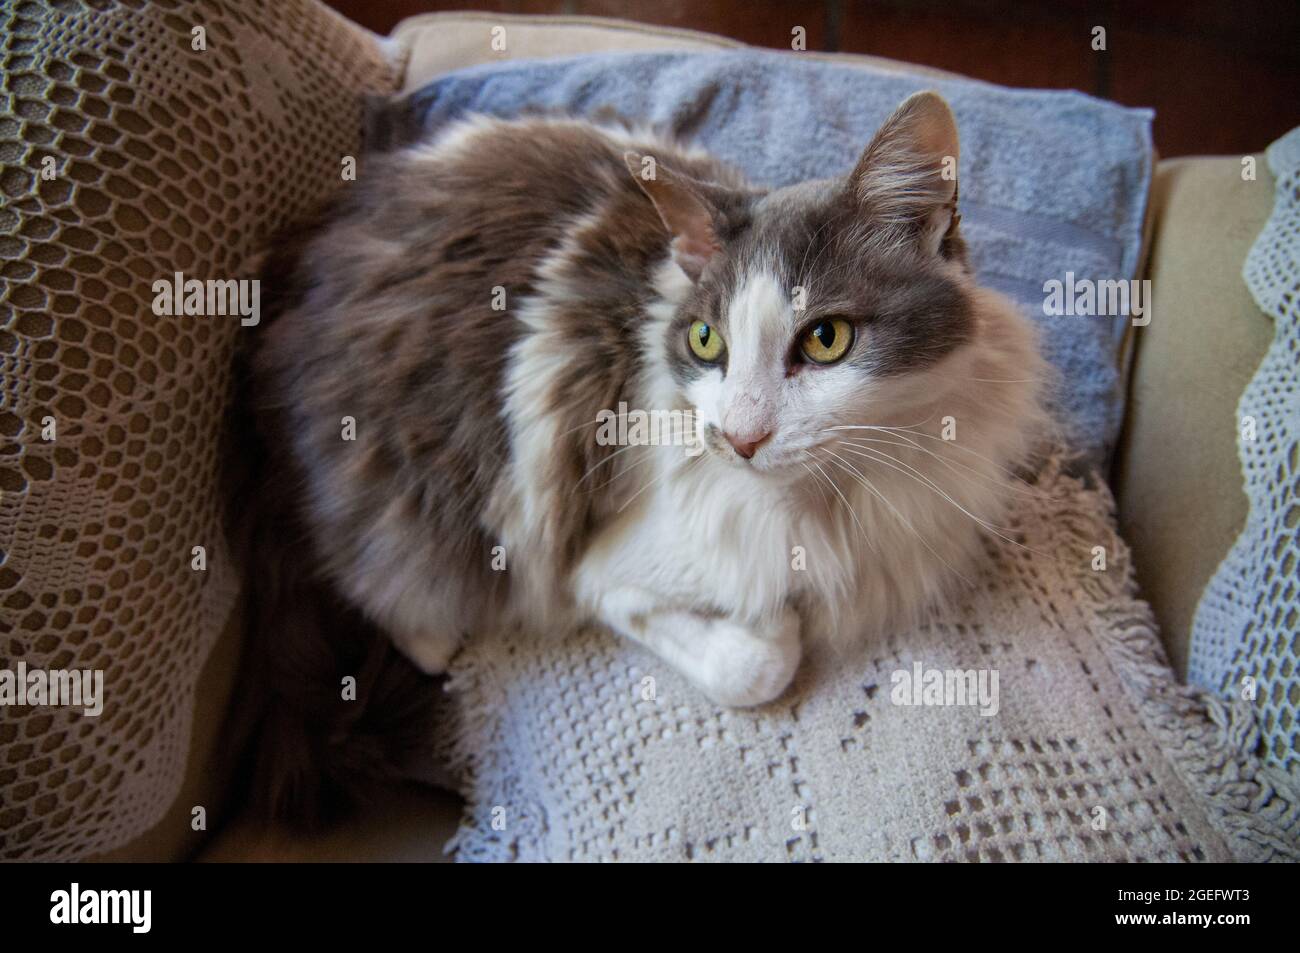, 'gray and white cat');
253,91,1047,714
